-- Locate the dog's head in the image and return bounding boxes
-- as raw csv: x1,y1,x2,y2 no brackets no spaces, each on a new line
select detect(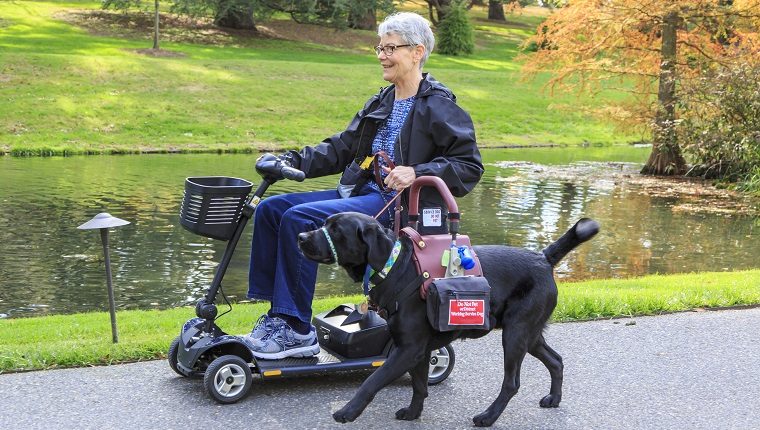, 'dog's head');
298,212,395,282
